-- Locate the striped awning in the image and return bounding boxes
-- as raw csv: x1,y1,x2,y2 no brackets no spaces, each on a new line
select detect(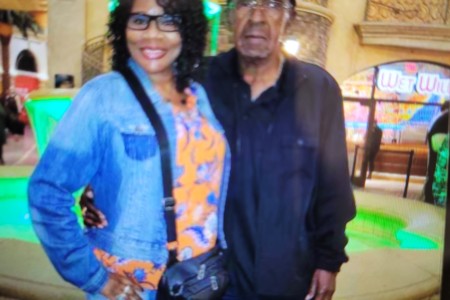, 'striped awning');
0,0,45,11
